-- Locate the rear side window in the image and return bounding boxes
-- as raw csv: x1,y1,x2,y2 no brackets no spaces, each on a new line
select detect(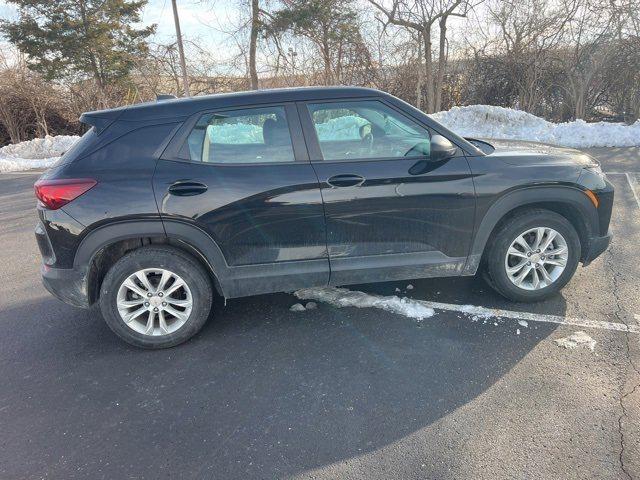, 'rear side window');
308,100,431,161
185,106,295,164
